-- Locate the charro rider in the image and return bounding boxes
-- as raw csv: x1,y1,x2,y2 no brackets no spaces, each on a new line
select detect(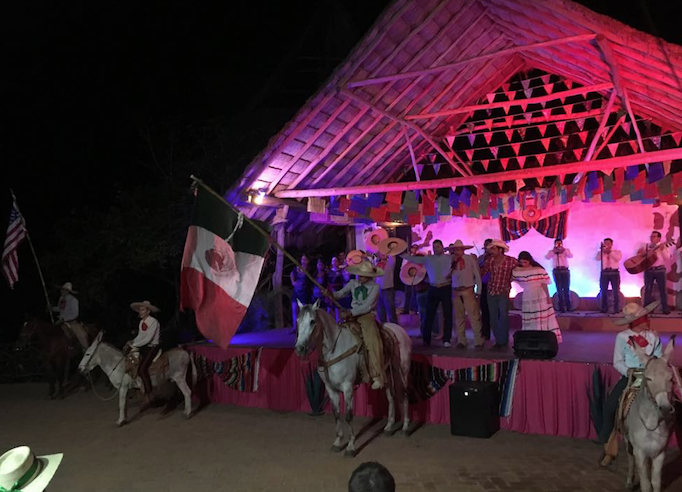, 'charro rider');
125,300,161,408
599,301,662,467
327,260,385,390
52,282,89,350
